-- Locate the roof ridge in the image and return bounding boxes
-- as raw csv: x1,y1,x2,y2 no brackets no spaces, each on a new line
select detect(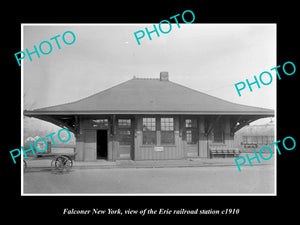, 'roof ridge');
132,77,160,80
